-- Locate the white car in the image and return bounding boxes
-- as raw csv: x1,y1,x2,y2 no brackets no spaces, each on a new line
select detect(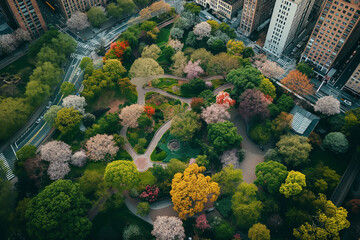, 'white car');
46,101,52,109
343,100,352,106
